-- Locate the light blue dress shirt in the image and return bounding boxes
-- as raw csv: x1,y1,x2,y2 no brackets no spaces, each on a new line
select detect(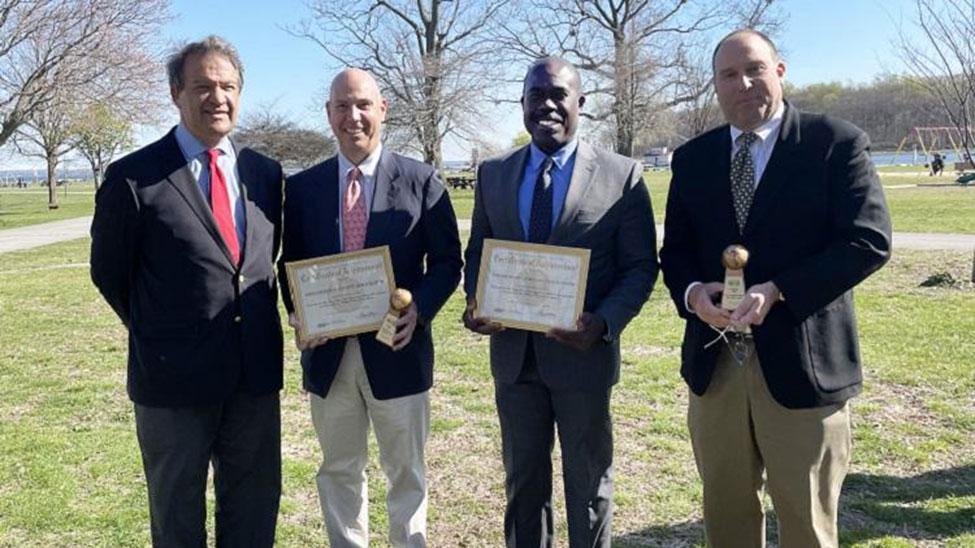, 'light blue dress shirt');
518,139,578,240
174,124,246,246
